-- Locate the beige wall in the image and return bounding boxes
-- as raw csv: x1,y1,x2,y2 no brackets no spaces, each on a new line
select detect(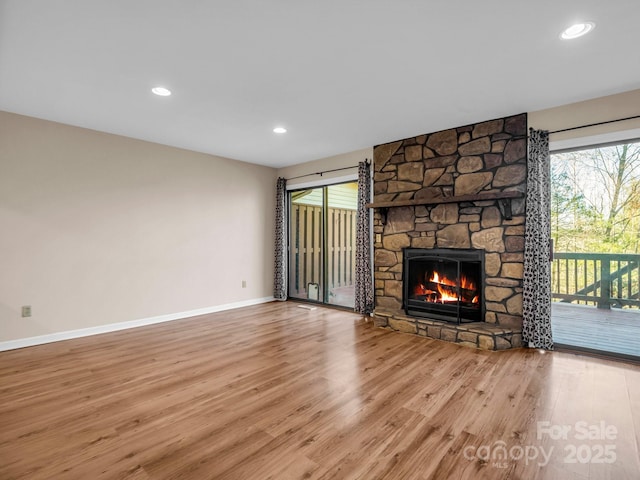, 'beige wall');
277,147,372,188
529,89,640,149
0,111,277,342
